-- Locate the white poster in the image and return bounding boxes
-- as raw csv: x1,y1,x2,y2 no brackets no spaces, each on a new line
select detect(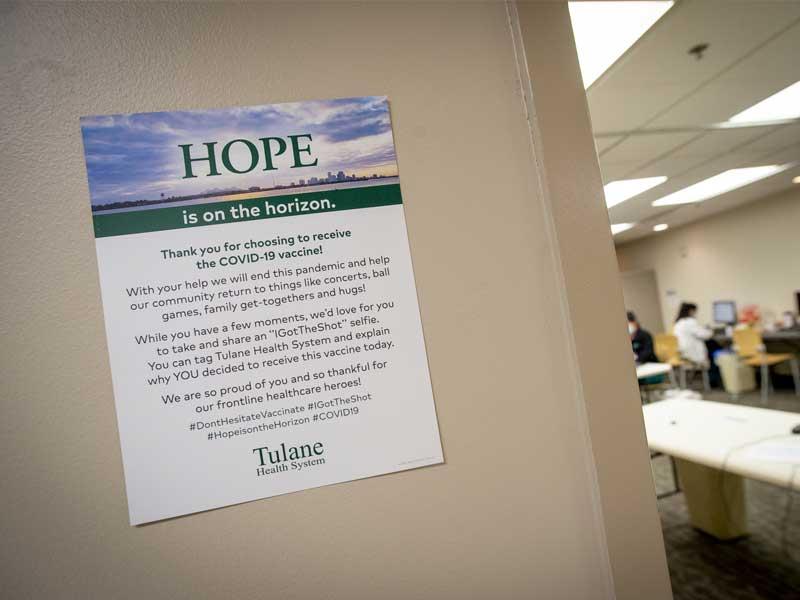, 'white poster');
81,97,443,525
